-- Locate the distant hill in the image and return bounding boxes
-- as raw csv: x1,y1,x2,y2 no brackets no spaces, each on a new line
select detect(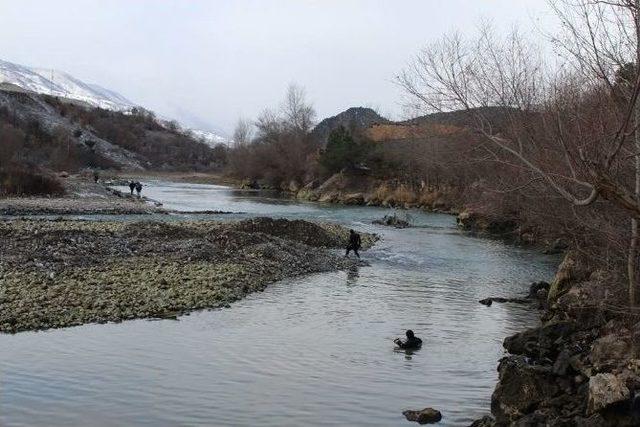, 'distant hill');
313,106,513,144
403,106,517,131
0,89,226,172
312,107,390,144
0,58,227,144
